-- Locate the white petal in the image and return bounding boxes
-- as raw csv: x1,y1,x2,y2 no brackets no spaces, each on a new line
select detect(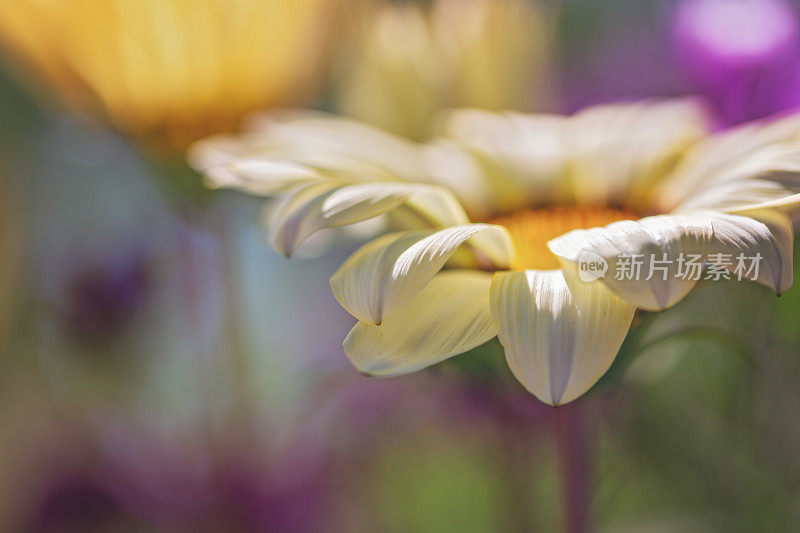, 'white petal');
204,157,324,195
441,108,569,207
421,139,497,218
490,269,635,406
441,99,708,207
269,182,469,256
344,271,495,376
567,98,709,205
331,224,514,324
710,211,794,294
663,113,800,213
190,111,431,188
548,214,714,311
723,192,800,213
186,133,247,170
549,211,794,309
242,110,429,182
